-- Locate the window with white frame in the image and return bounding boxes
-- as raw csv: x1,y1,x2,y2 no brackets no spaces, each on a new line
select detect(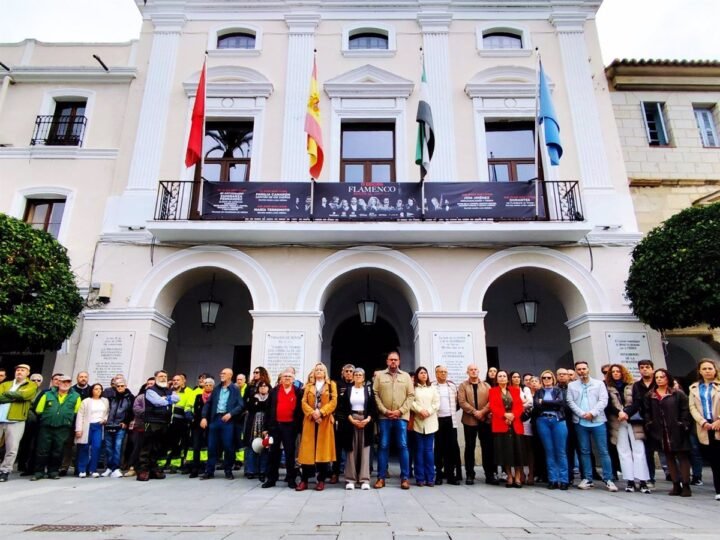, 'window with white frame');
694,106,719,148
483,31,522,49
31,98,87,146
485,120,539,182
208,25,262,55
342,25,395,57
641,102,670,146
217,32,256,50
24,198,66,238
476,25,531,56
